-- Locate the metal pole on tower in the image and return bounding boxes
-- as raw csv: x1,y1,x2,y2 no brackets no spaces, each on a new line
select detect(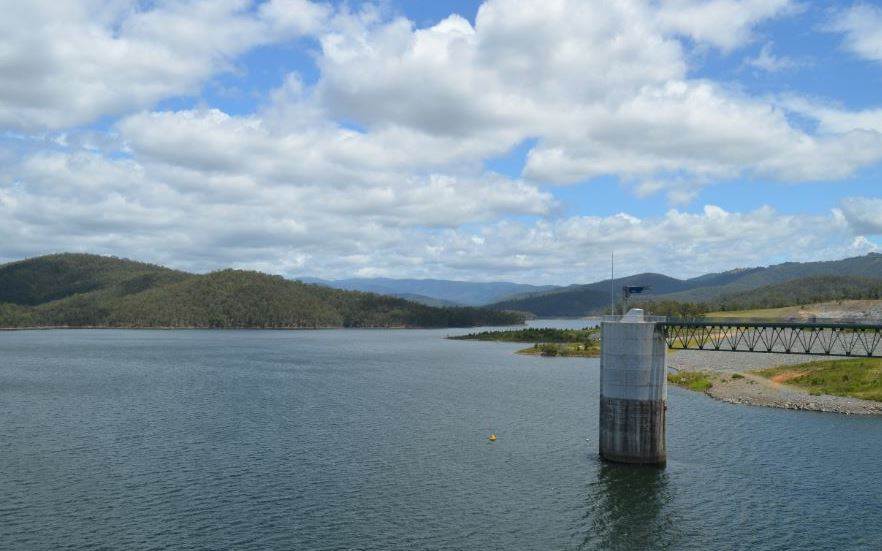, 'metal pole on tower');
610,251,615,316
